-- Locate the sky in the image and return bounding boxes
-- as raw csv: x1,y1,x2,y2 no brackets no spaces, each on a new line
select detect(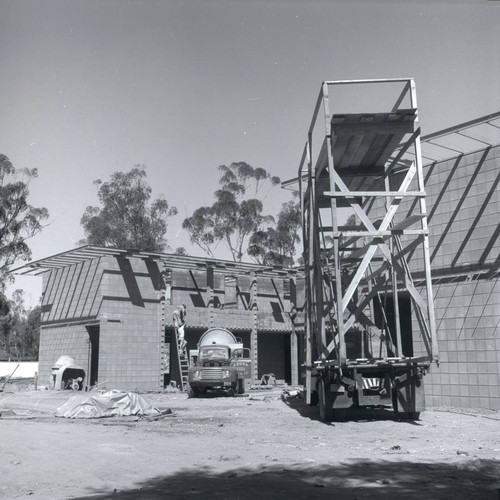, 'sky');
2,0,499,305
